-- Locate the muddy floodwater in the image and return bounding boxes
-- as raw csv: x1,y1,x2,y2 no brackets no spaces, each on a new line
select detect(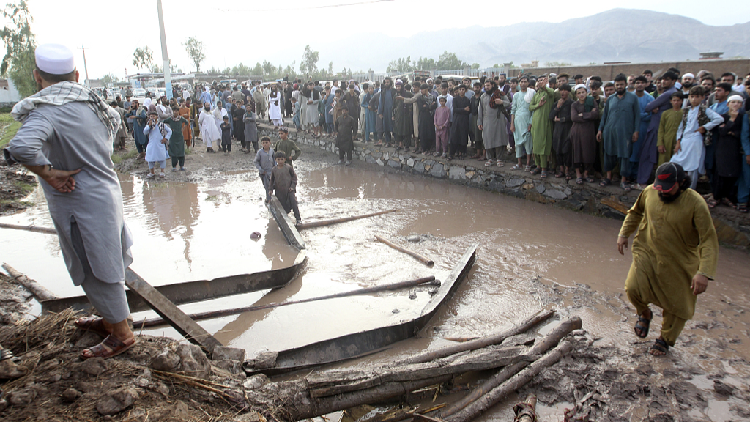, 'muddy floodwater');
2,151,750,421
